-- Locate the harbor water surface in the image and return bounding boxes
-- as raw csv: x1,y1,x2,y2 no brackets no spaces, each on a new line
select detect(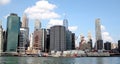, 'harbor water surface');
0,57,120,64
